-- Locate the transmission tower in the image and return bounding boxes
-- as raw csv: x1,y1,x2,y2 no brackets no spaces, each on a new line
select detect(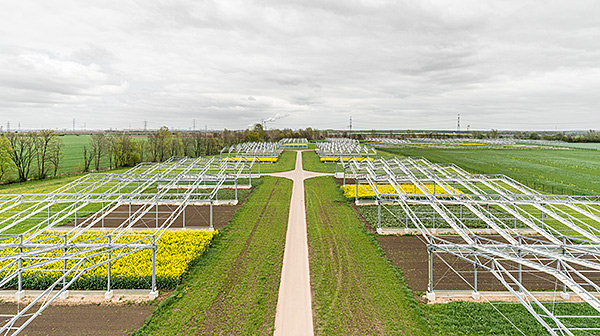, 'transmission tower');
144,120,148,131
457,114,460,131
348,116,352,131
